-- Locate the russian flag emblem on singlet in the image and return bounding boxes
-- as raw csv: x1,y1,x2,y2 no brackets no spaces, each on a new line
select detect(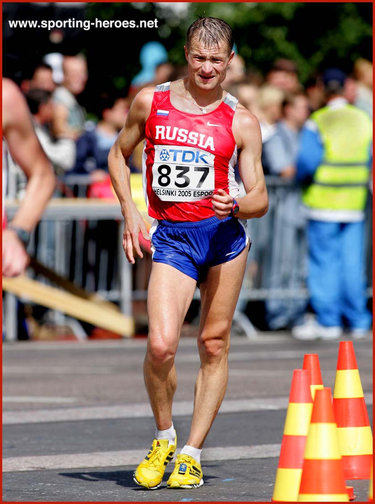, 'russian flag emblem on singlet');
157,109,169,117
